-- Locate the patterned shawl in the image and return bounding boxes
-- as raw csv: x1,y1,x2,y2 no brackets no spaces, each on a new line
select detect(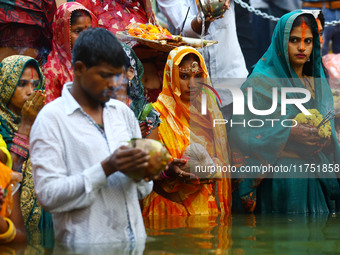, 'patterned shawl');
76,0,156,34
43,2,98,103
0,55,51,234
143,47,231,216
